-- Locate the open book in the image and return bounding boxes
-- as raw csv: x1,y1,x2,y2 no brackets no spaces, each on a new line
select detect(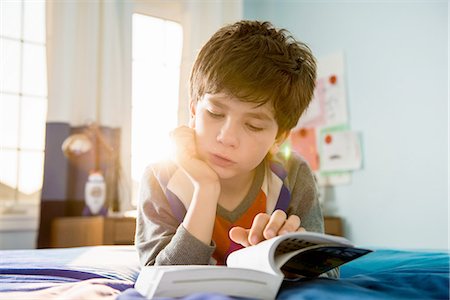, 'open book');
135,231,372,299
